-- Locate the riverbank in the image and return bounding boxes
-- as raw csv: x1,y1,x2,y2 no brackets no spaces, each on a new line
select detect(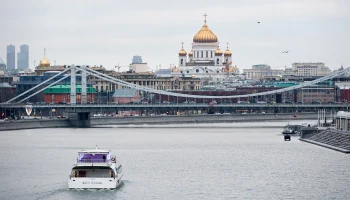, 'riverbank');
0,119,70,131
90,113,318,125
0,113,318,131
